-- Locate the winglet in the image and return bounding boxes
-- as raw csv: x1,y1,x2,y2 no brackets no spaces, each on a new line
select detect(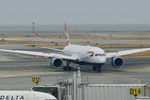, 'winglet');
64,24,71,46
